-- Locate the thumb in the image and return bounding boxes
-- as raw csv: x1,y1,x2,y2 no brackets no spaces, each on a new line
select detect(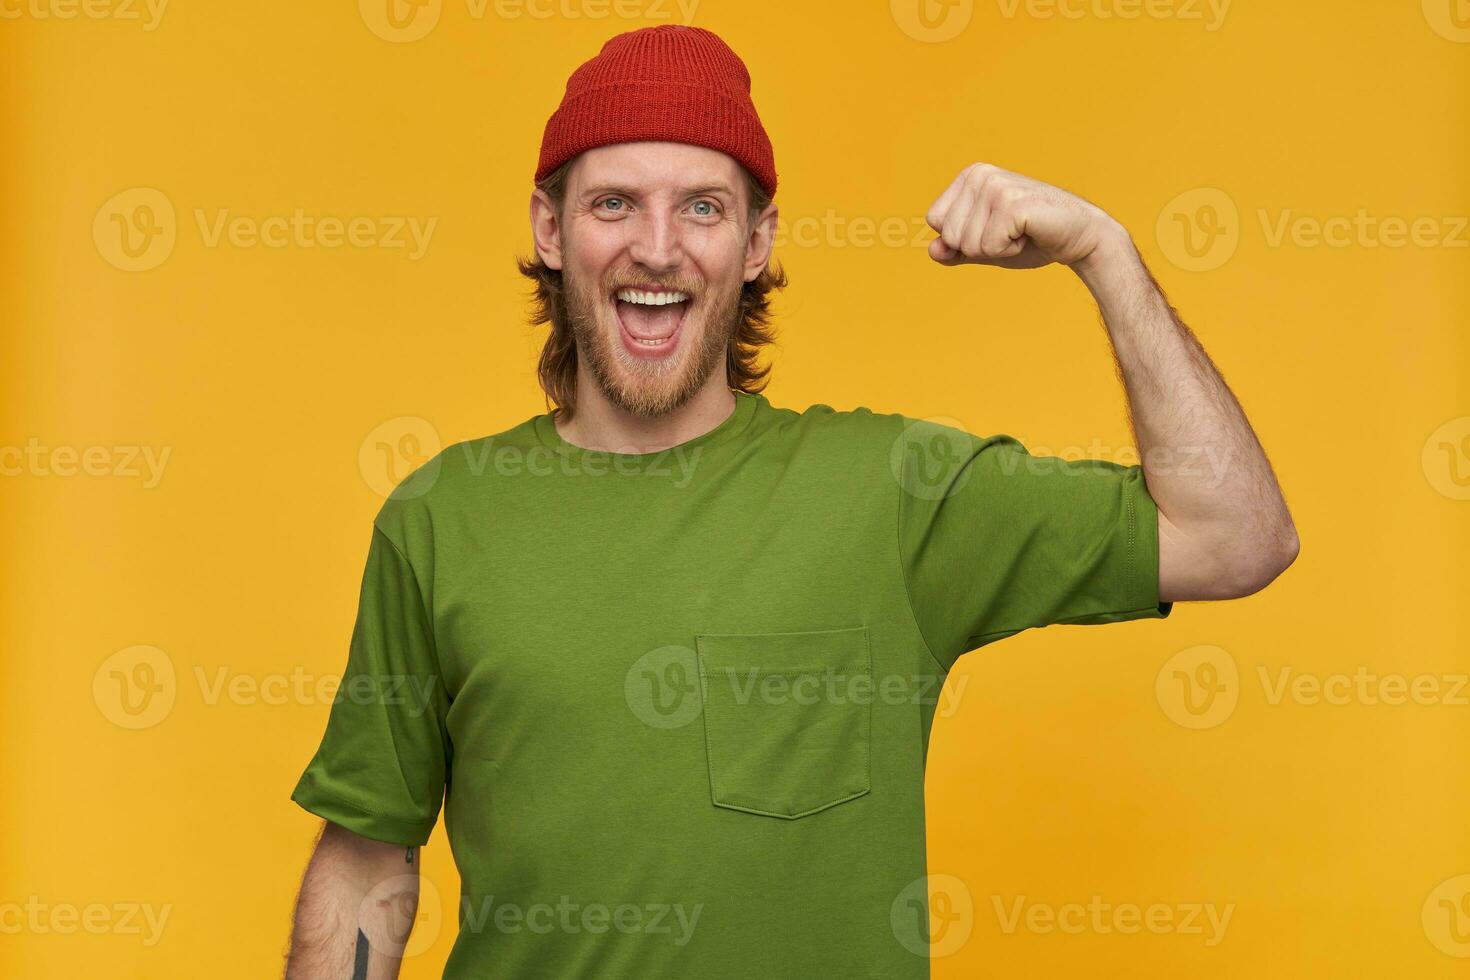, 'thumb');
928,237,965,265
